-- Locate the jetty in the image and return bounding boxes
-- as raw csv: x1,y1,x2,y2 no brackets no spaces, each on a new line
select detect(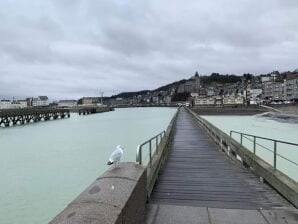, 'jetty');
0,108,70,127
50,107,297,224
70,106,114,115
